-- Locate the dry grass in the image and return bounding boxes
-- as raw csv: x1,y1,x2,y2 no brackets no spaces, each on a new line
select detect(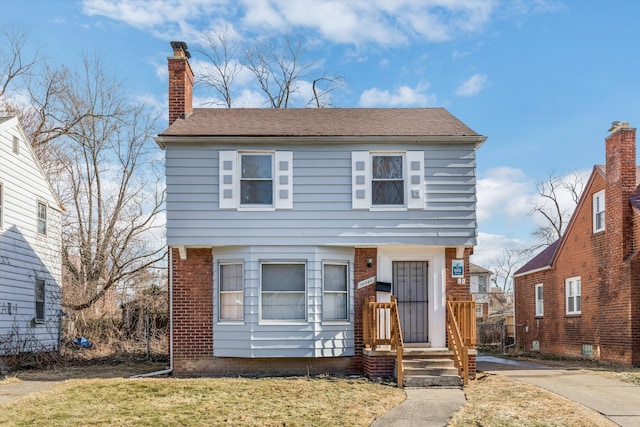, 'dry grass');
448,372,617,427
0,361,405,427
